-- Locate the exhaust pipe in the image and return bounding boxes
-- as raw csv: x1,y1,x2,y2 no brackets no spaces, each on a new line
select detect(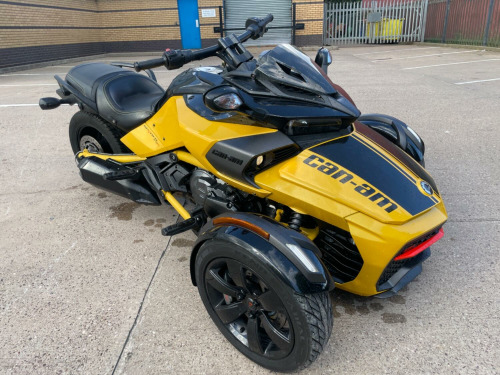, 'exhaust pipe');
77,156,161,205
